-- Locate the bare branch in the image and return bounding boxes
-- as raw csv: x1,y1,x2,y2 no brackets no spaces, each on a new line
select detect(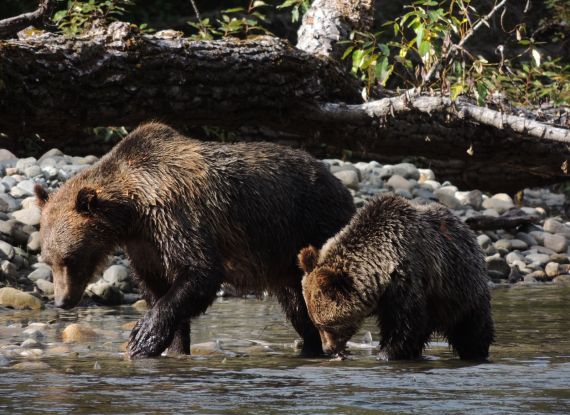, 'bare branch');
0,0,56,39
